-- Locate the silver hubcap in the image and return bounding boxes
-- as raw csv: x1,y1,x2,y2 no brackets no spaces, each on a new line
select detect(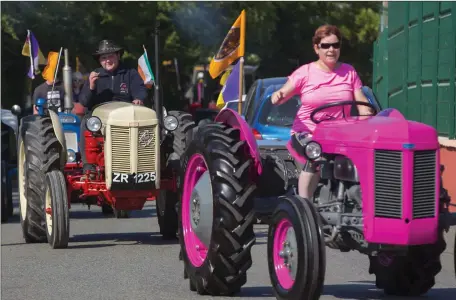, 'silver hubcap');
279,227,298,280
190,171,213,247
